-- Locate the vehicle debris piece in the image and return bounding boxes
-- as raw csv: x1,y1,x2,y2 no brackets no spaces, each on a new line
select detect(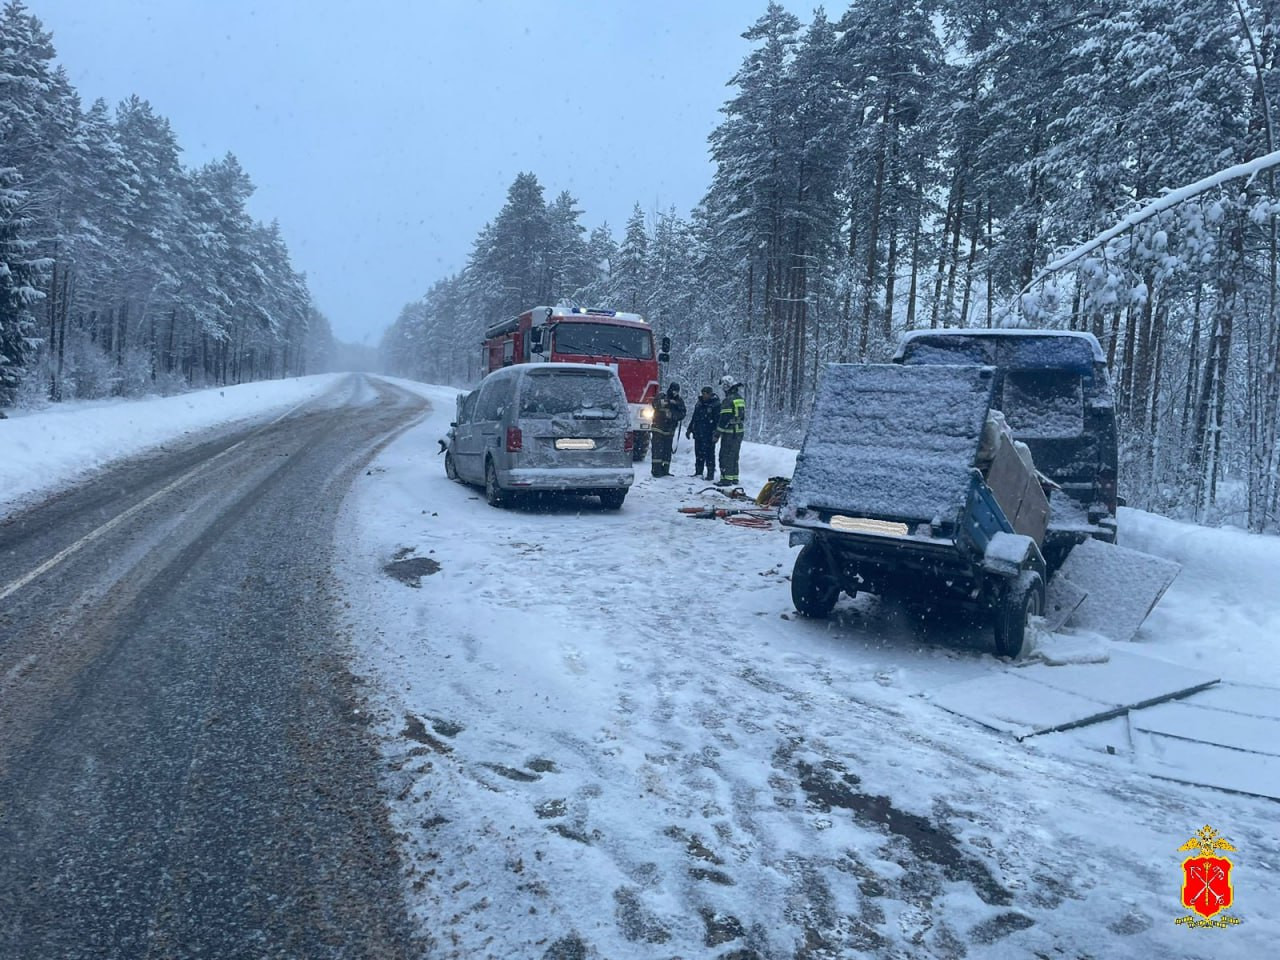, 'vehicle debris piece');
1053,537,1180,643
